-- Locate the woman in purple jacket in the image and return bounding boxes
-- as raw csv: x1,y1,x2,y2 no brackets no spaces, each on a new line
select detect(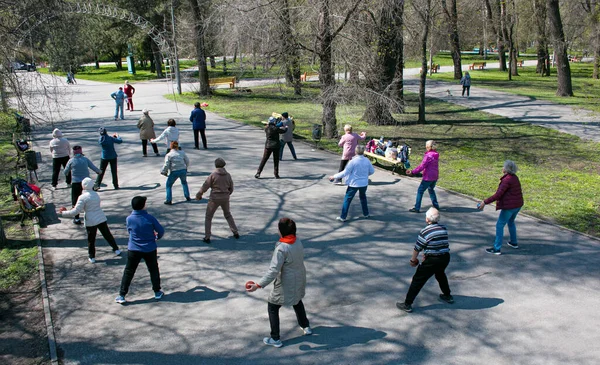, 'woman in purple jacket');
407,140,440,213
478,160,524,255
